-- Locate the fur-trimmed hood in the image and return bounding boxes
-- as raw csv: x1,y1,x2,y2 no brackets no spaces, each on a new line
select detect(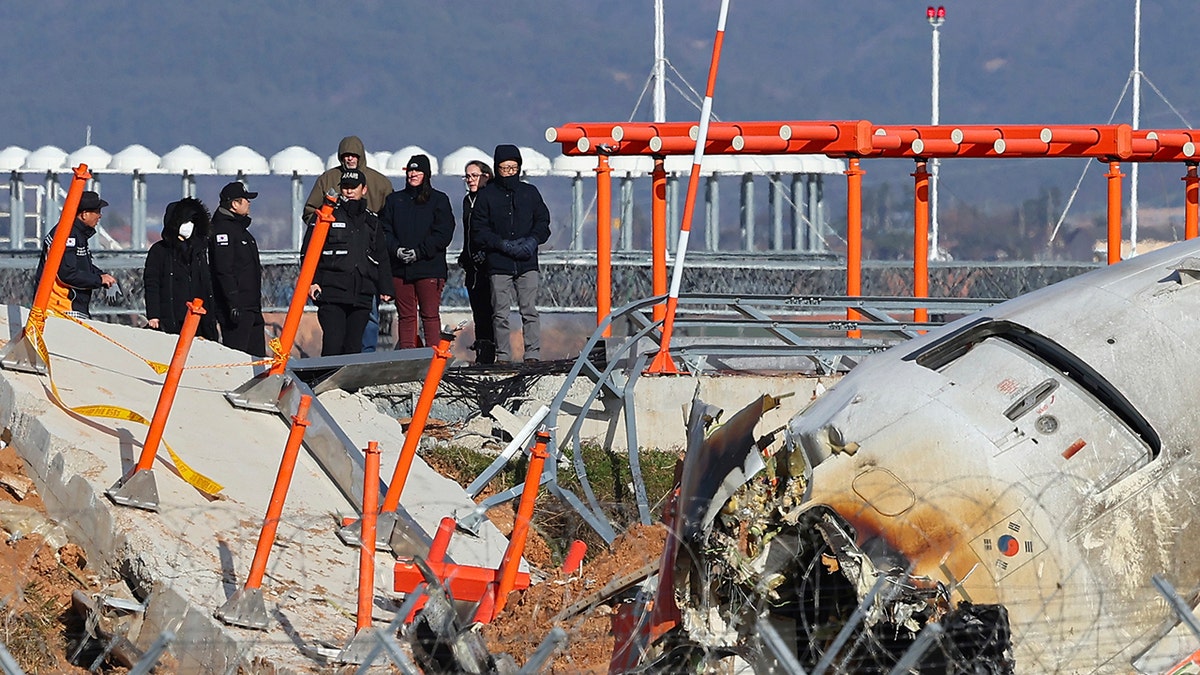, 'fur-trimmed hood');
161,197,211,244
